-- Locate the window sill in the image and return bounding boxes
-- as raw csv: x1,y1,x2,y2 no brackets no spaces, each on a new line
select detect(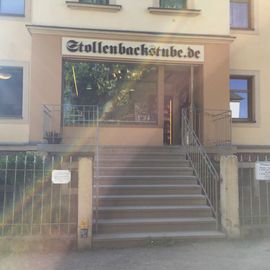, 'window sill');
148,7,201,16
232,120,256,124
0,117,26,124
230,28,259,35
0,13,25,18
65,1,122,12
